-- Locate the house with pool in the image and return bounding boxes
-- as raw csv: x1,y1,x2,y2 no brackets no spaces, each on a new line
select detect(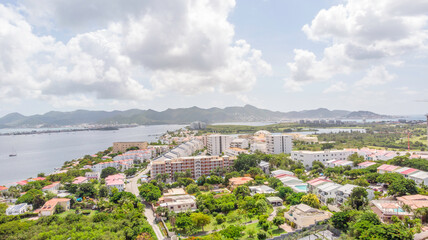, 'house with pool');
371,200,413,223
